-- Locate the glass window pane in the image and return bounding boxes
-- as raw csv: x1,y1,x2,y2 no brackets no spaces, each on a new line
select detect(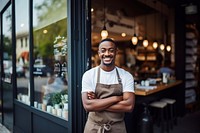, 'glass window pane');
2,5,13,130
15,0,30,105
33,0,68,120
3,6,12,83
